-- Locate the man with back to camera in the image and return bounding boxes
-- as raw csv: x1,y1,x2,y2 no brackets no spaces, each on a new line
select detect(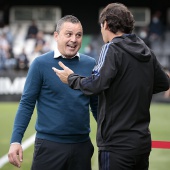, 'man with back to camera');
8,15,98,170
52,3,170,170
